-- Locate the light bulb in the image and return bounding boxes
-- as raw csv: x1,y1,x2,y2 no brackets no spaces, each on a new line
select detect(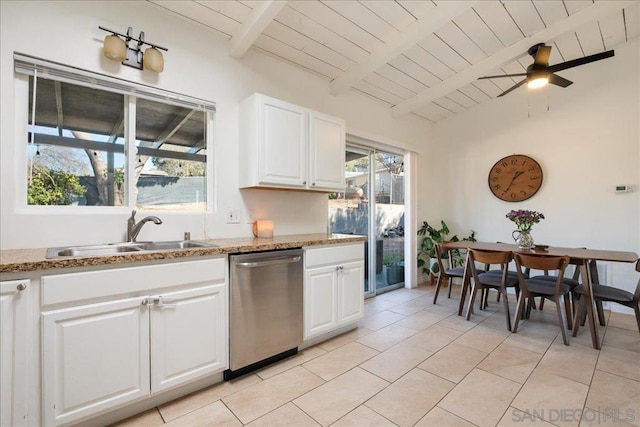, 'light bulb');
527,75,549,89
